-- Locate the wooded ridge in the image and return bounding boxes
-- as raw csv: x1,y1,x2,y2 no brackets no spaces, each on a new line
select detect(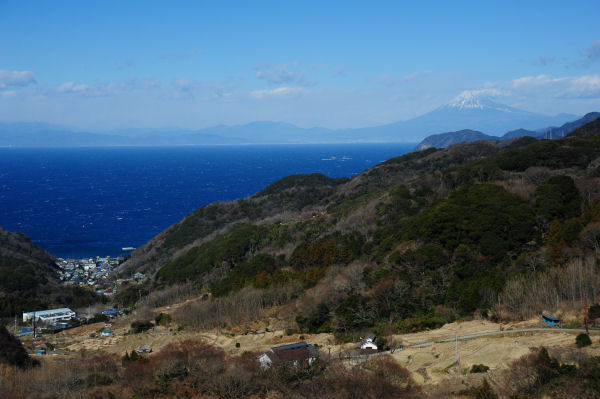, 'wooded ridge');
112,116,600,338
